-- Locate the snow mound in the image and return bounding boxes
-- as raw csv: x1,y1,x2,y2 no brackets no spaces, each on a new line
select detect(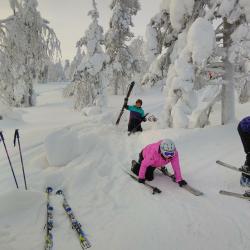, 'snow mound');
44,128,80,166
